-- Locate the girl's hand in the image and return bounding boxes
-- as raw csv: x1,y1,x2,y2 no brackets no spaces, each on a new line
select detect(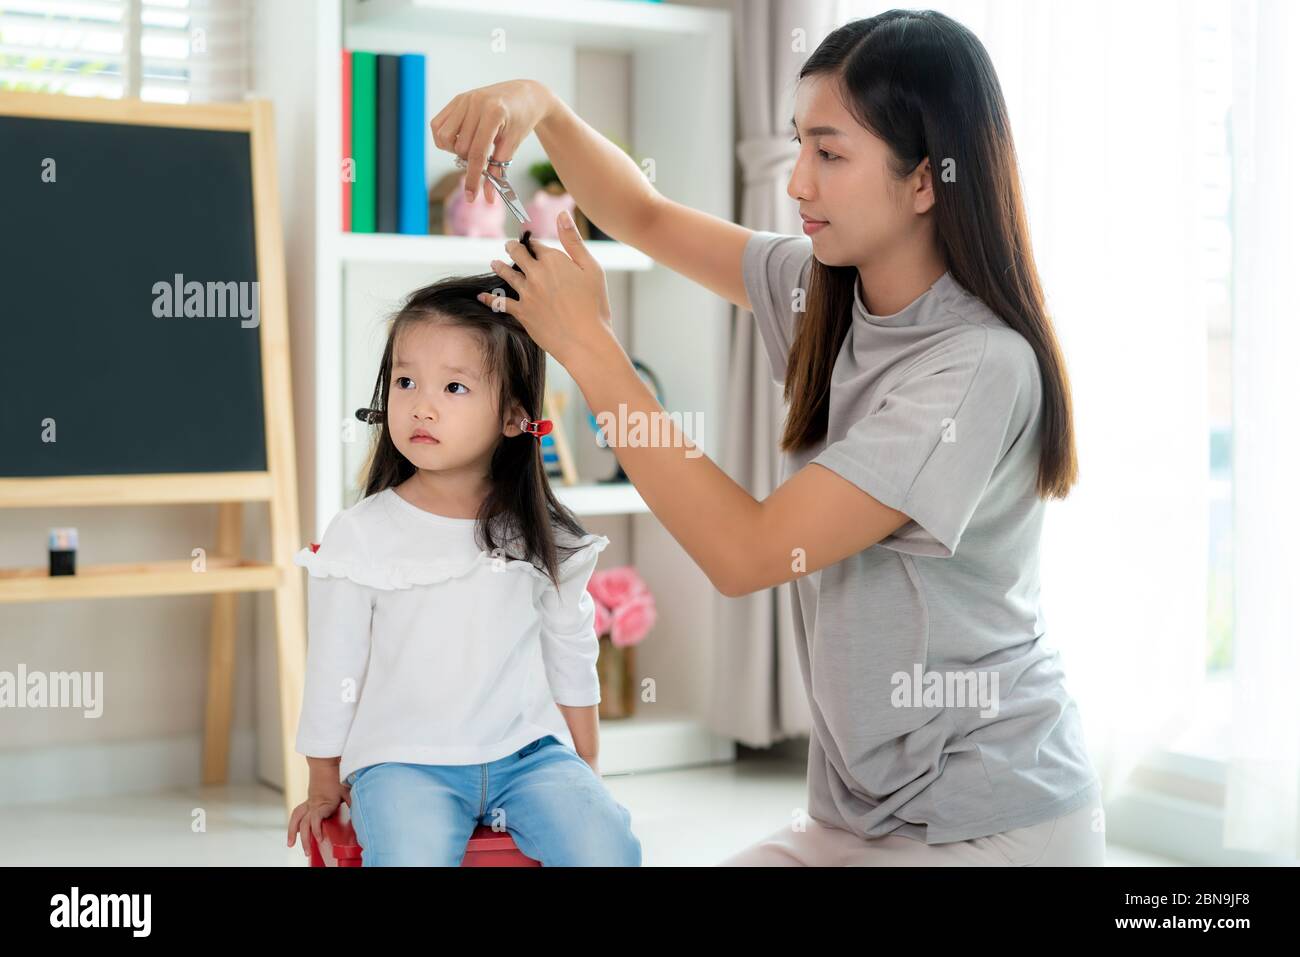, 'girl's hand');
479,211,615,369
286,781,351,859
430,79,556,203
